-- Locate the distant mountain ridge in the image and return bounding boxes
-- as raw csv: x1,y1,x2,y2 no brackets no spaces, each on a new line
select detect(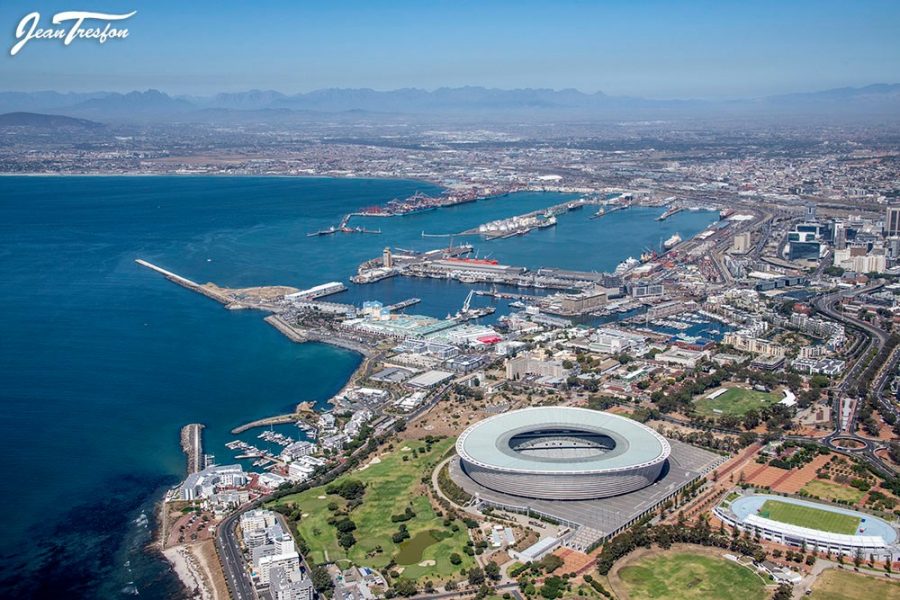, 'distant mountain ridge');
0,111,104,129
0,84,897,122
